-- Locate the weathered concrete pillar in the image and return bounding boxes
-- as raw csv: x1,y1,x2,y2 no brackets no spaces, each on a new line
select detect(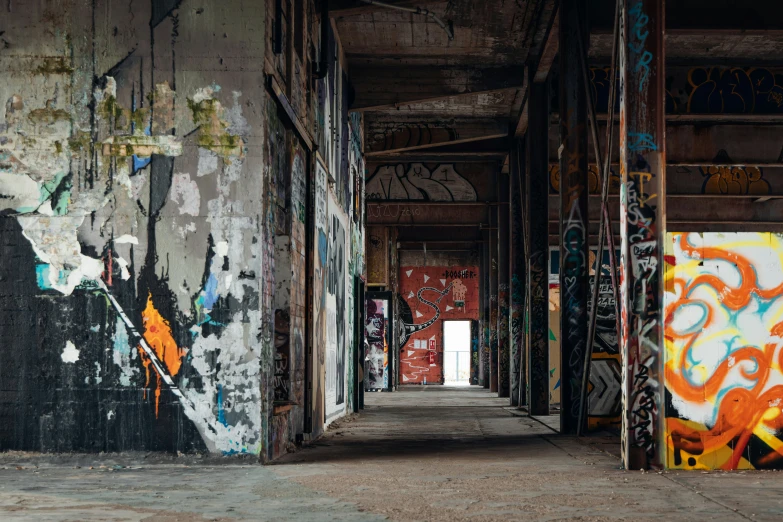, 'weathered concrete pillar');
497,175,511,398
478,234,488,388
509,138,526,407
527,72,550,416
620,0,666,470
489,210,499,393
558,0,590,435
